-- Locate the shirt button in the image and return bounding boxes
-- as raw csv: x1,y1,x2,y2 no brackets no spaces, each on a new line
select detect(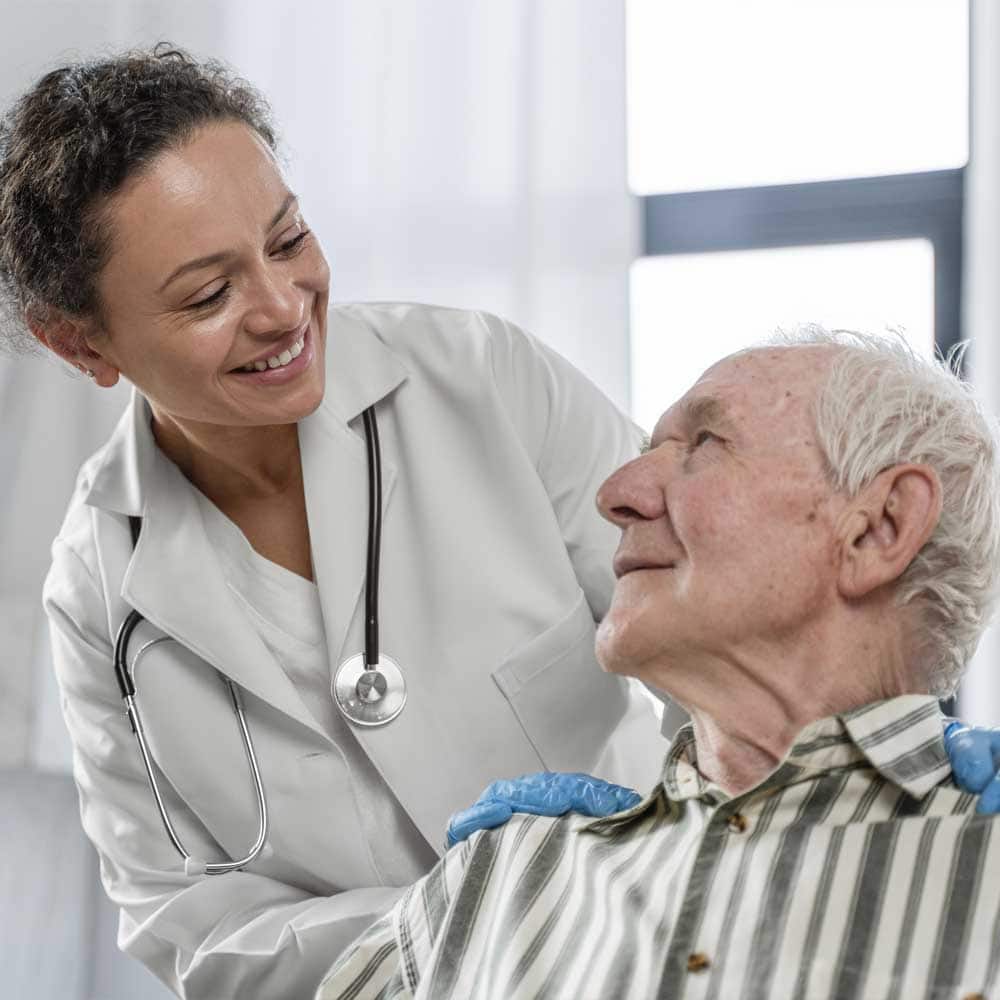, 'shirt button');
726,813,749,833
687,952,711,973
